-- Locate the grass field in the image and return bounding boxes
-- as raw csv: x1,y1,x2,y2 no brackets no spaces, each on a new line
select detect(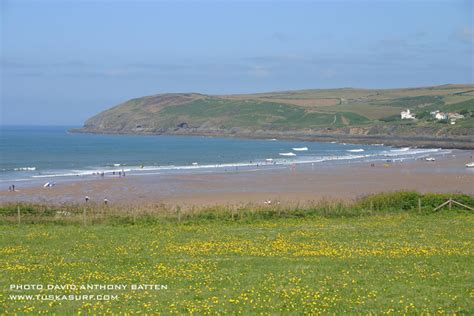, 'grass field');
1,193,473,314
